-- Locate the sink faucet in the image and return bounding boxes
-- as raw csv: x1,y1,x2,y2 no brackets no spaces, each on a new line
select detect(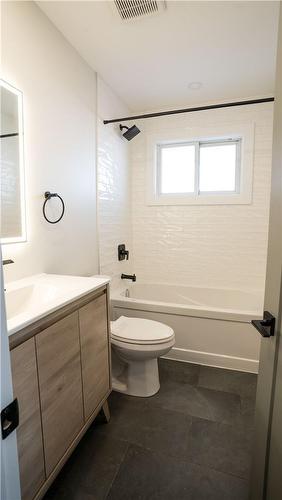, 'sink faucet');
121,273,136,282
